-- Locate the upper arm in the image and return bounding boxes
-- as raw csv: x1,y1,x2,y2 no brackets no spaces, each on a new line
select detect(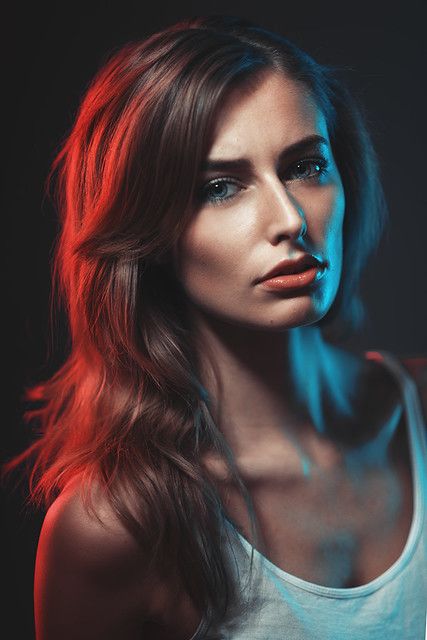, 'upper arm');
34,479,165,639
